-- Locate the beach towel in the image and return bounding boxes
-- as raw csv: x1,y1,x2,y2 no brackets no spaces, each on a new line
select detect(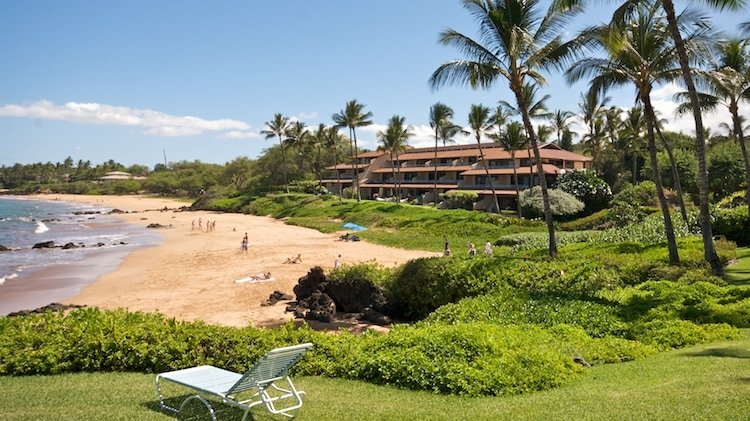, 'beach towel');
234,274,275,284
